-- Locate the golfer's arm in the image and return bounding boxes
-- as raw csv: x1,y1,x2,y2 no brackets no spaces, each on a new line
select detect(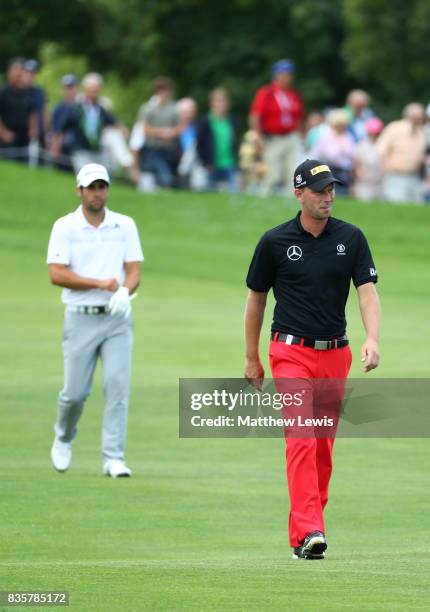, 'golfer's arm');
245,289,268,359
123,261,141,294
357,282,381,341
48,264,103,290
